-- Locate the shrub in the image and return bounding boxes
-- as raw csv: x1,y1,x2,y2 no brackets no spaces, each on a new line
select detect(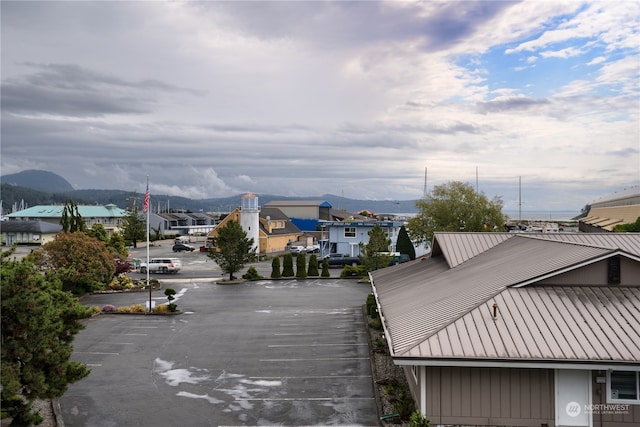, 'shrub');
88,306,101,315
102,304,117,313
340,265,367,278
295,253,307,278
152,304,170,314
242,266,263,280
320,259,330,277
282,253,294,277
307,254,319,276
409,411,431,427
164,288,177,312
107,273,135,291
369,317,382,330
271,257,281,278
116,304,146,313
